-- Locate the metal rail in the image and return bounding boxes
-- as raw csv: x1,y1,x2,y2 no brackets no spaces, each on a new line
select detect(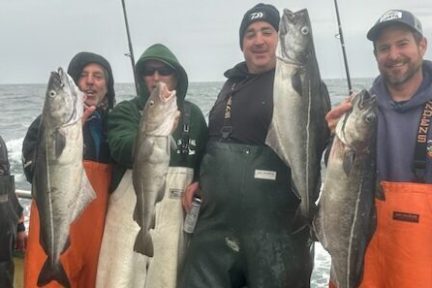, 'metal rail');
15,189,32,199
